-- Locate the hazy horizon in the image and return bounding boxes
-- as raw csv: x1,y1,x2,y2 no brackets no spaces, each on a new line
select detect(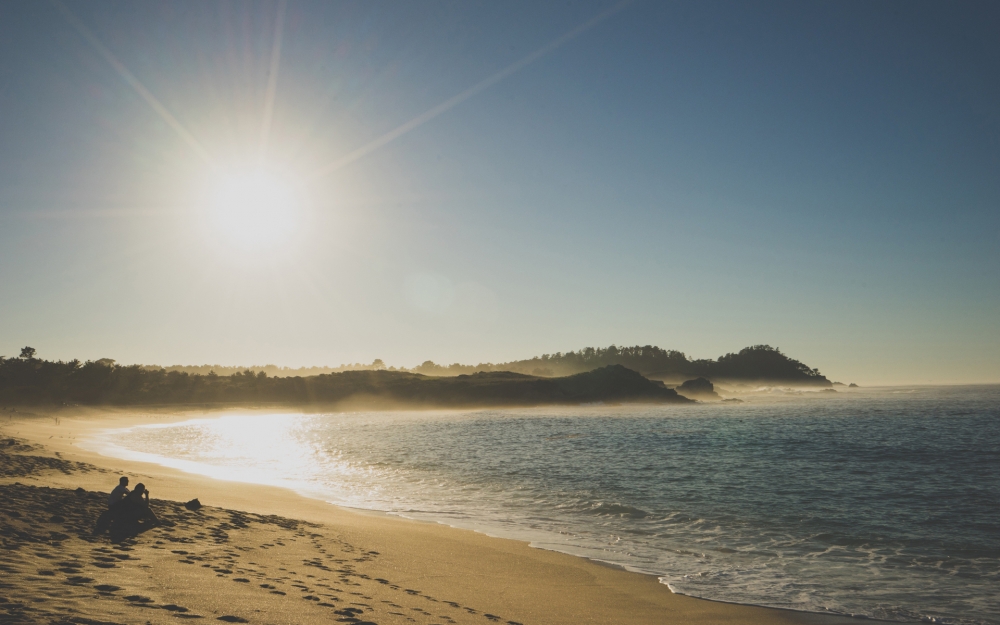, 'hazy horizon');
2,1,998,387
